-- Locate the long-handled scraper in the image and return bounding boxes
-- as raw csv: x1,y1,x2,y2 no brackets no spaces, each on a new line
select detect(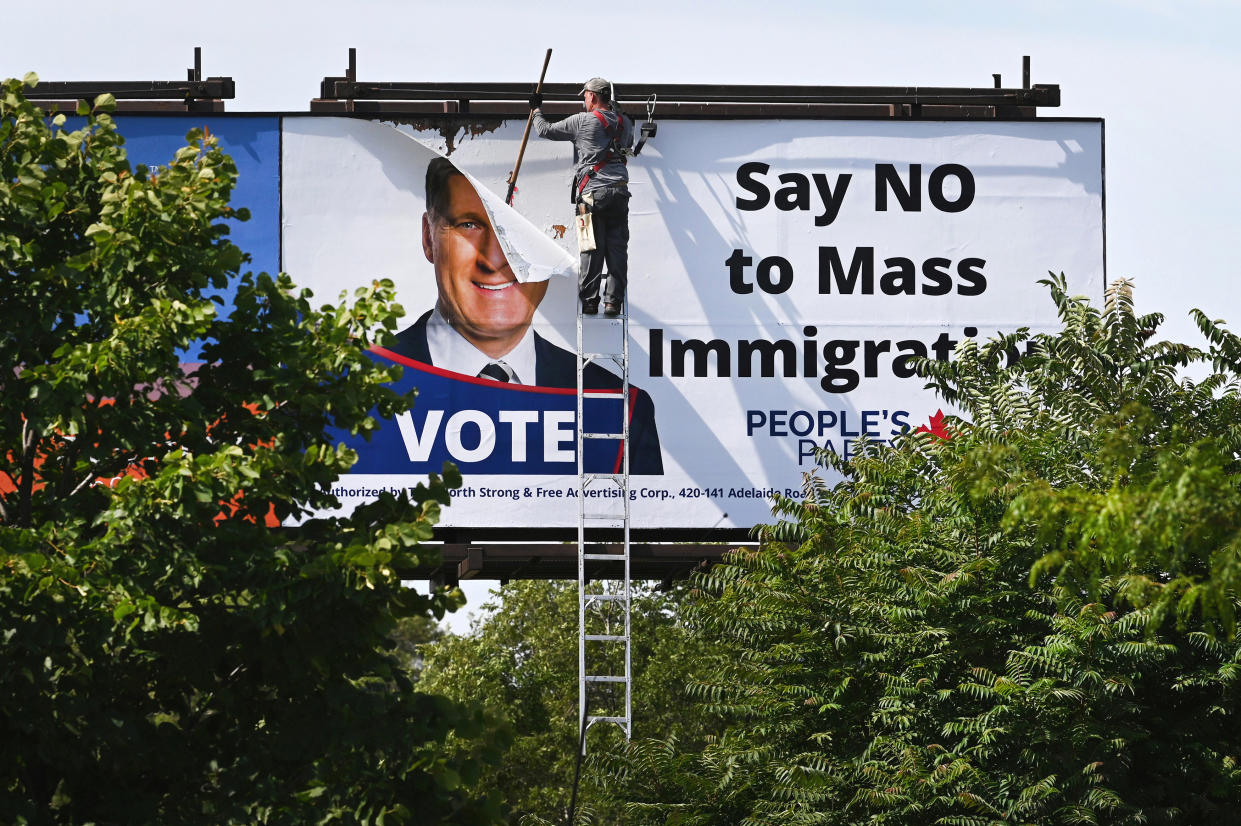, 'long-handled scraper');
505,48,552,206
